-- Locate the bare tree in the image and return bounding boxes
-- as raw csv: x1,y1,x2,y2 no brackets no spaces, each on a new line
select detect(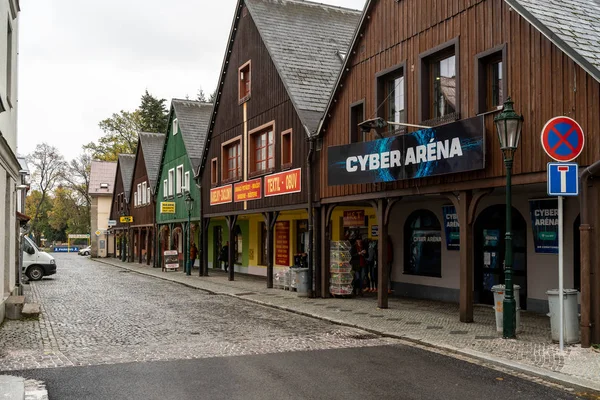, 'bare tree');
27,143,67,224
61,150,92,208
